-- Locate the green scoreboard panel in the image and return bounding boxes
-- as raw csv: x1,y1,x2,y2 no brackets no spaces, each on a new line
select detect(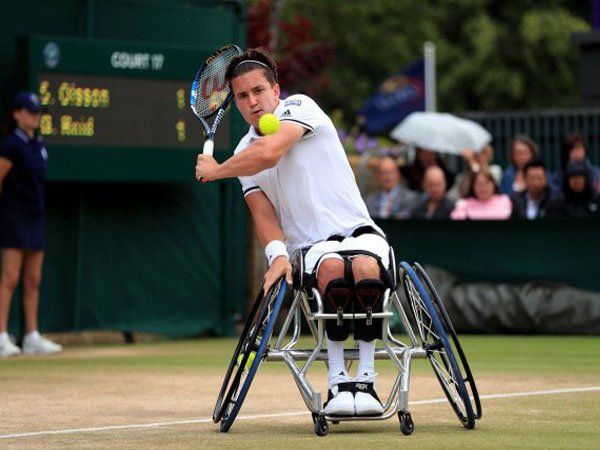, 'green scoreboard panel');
24,35,234,182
